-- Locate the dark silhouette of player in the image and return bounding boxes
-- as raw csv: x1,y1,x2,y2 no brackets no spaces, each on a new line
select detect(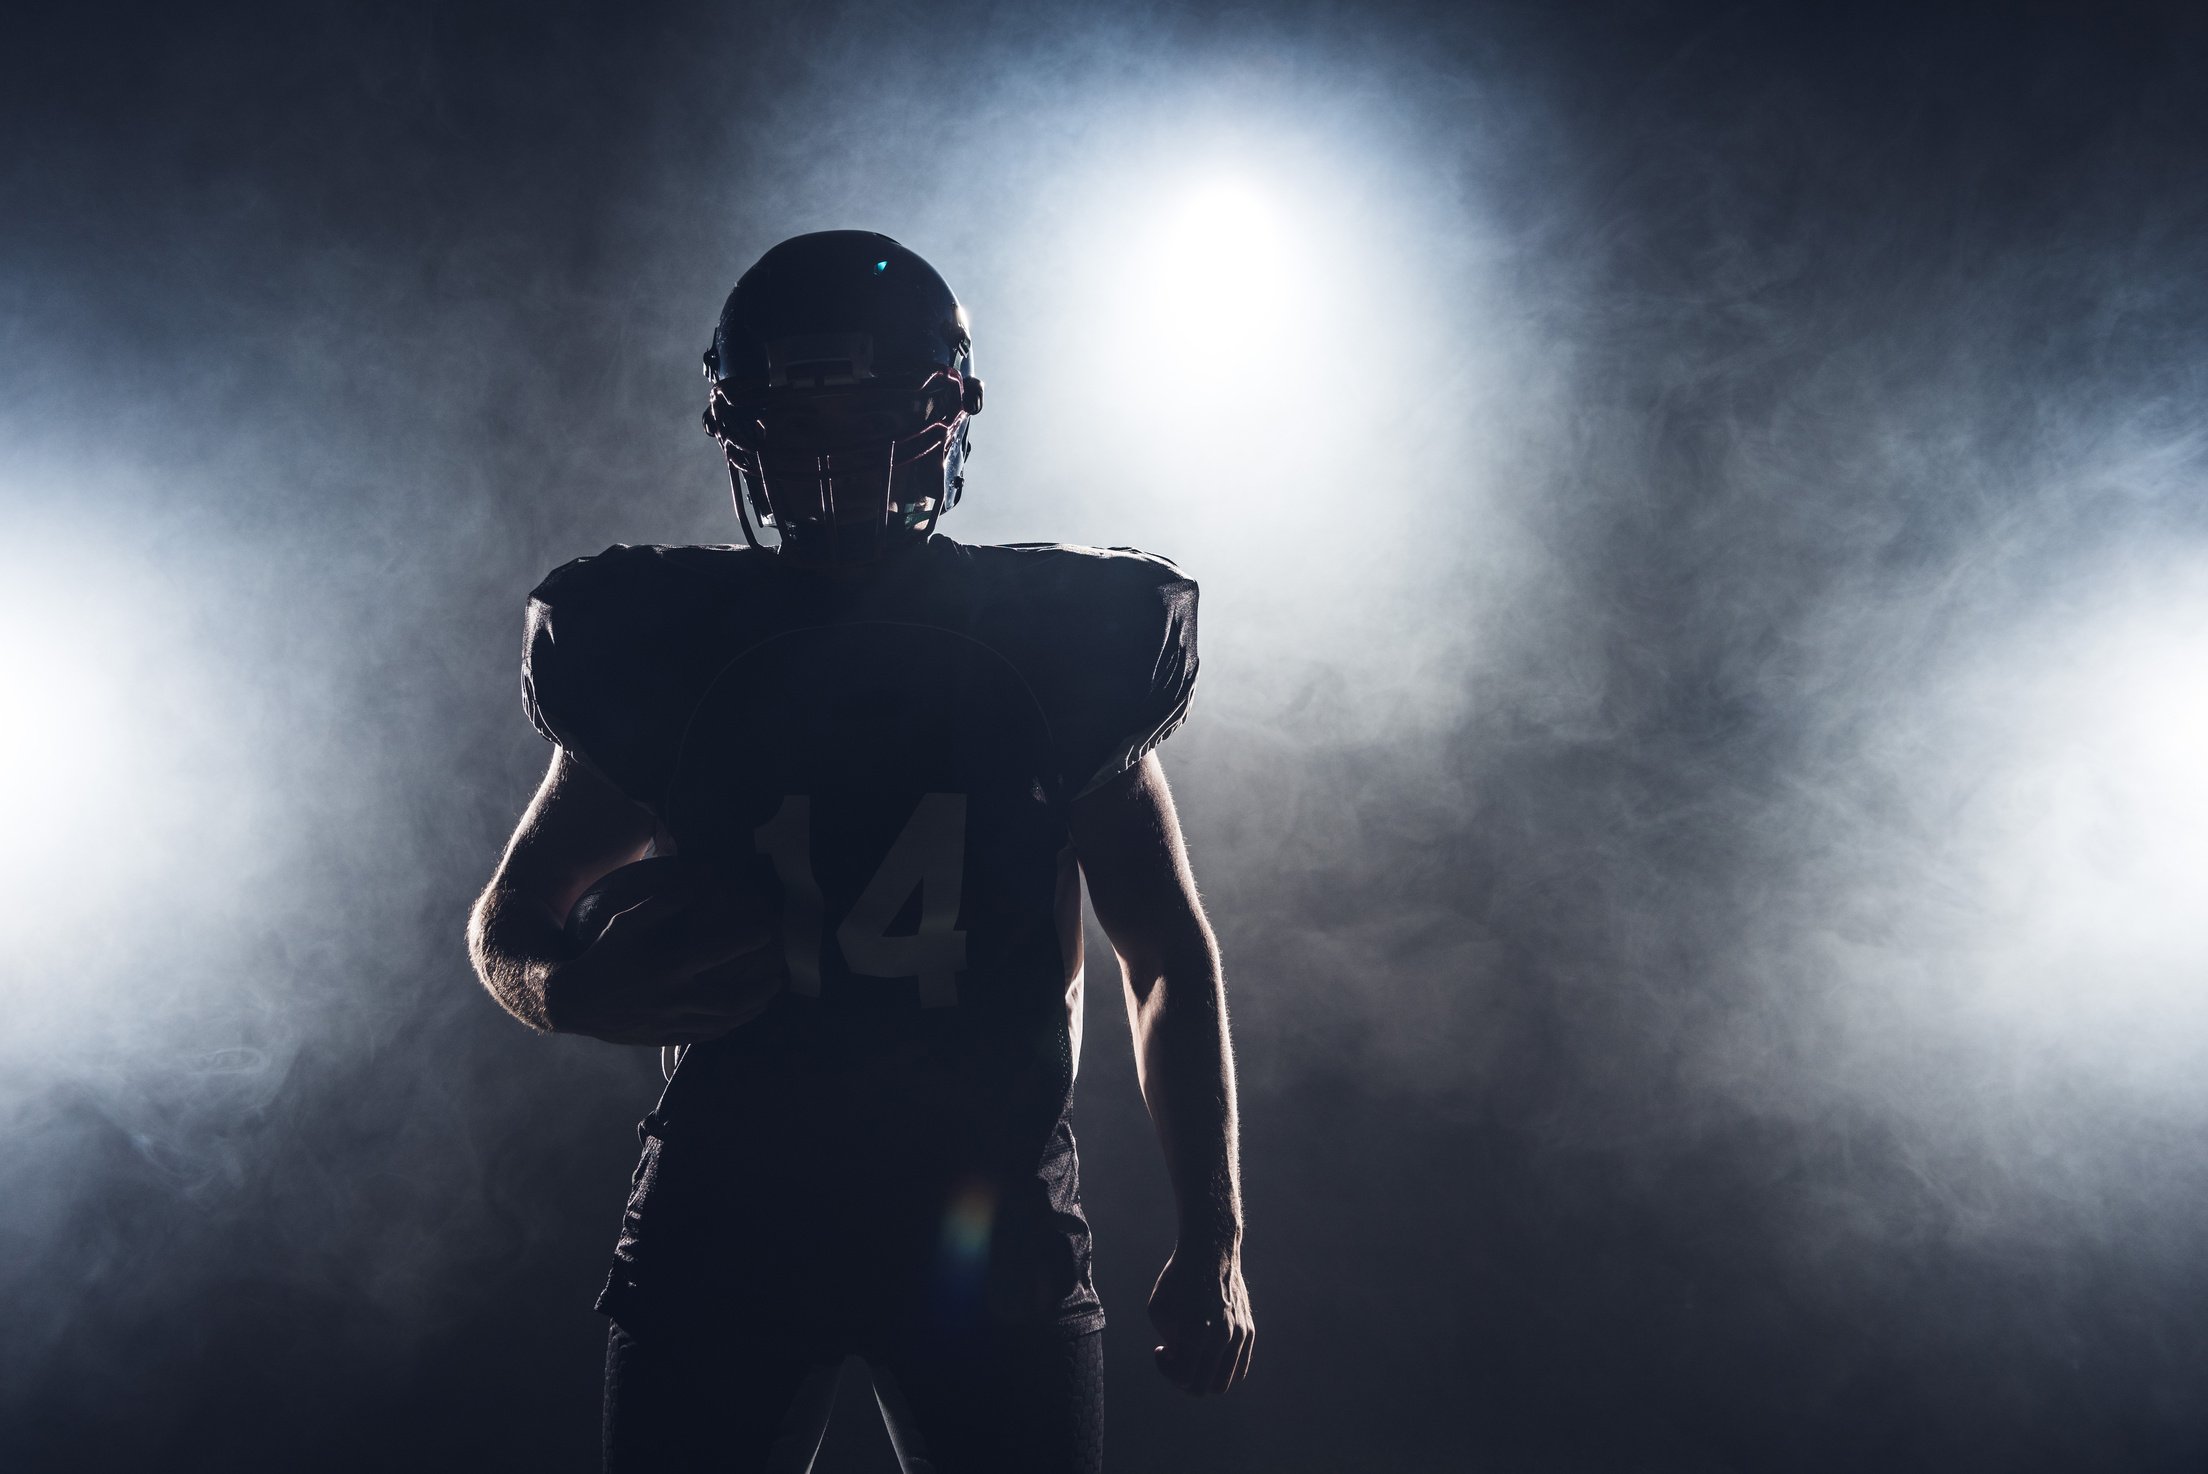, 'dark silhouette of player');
467,231,1252,1472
